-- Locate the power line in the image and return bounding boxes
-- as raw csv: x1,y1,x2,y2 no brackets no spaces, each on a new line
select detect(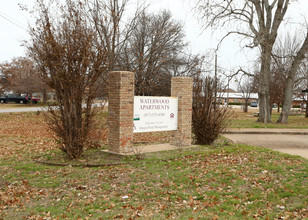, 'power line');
0,12,27,31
